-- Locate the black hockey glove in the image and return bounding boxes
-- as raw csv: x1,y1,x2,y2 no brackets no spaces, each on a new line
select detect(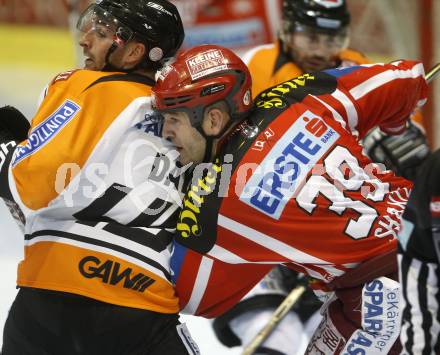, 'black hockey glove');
362,121,431,181
277,265,308,291
0,105,30,142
